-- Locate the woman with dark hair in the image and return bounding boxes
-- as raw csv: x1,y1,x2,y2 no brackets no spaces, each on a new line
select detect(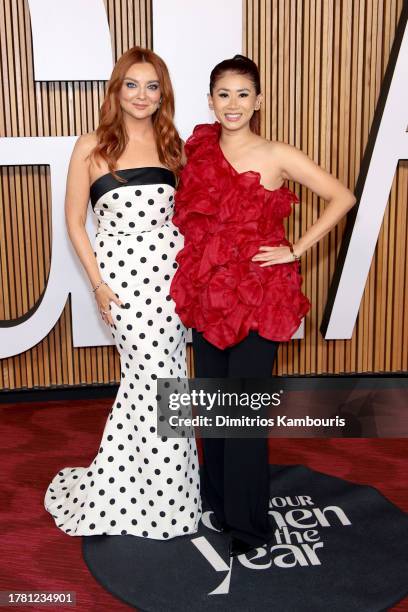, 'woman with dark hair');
170,55,356,556
44,46,201,539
